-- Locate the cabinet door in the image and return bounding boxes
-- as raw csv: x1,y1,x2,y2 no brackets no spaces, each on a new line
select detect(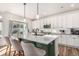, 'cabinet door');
73,36,79,46
58,35,68,45
62,35,68,45
65,35,69,45
58,35,74,46
70,35,79,47
68,35,73,46
58,35,64,44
